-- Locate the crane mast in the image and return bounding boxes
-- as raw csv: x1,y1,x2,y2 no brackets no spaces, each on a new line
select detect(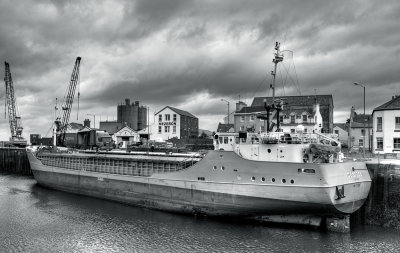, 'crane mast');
4,62,26,146
55,57,81,146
